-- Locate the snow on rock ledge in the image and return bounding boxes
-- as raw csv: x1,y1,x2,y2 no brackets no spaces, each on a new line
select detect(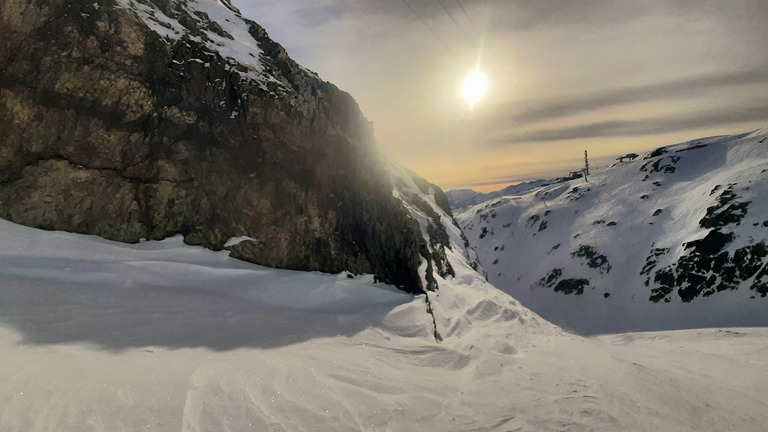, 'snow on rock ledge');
114,0,265,75
389,163,553,341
